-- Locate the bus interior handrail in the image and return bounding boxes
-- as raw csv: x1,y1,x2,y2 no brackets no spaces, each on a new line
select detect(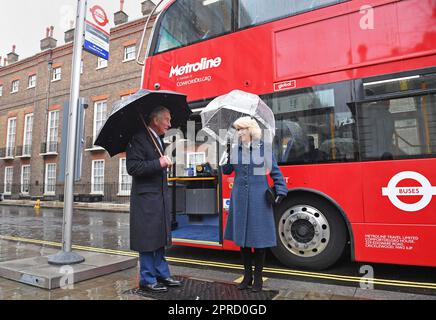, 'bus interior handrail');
136,0,165,66
393,131,422,149
352,88,436,104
